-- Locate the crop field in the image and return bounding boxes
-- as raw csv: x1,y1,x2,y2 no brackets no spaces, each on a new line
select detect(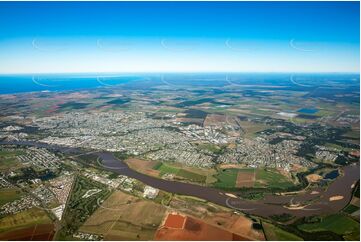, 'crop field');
236,168,256,188
56,175,111,239
177,169,207,183
255,168,294,189
125,158,160,177
0,207,52,234
0,223,54,241
0,187,23,206
214,168,293,190
80,190,167,240
154,163,207,183
263,222,302,241
298,214,359,240
155,215,238,240
213,168,238,188
202,211,265,240
155,163,180,175
0,149,24,171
